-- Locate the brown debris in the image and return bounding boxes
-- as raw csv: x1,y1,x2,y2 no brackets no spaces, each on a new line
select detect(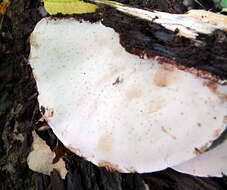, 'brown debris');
53,141,66,164
193,142,210,155
98,161,123,172
213,128,223,138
